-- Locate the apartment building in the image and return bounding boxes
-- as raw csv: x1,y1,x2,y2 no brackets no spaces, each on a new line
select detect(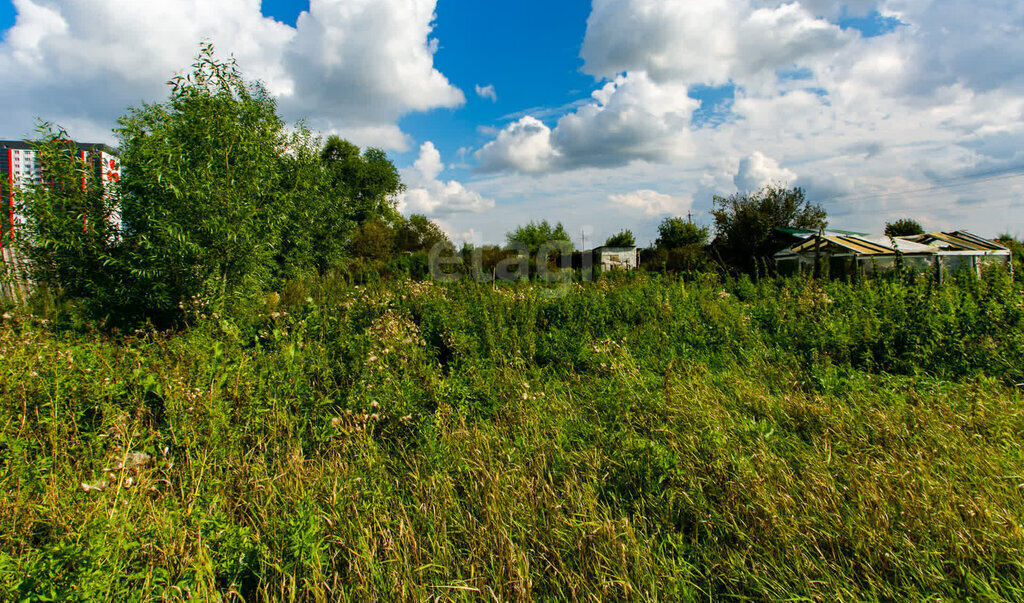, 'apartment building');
0,140,120,244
